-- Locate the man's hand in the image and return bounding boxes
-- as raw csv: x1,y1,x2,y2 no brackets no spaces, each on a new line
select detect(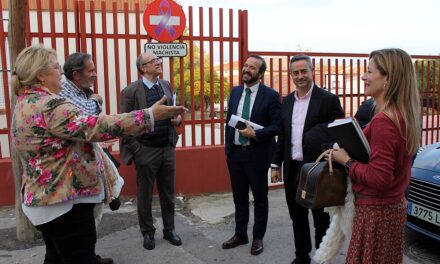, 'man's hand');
238,122,256,138
171,114,182,126
271,168,282,183
90,93,103,106
151,96,187,121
